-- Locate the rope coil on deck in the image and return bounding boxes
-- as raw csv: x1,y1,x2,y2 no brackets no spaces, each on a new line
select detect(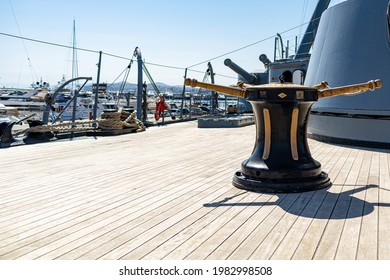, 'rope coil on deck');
14,109,145,136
